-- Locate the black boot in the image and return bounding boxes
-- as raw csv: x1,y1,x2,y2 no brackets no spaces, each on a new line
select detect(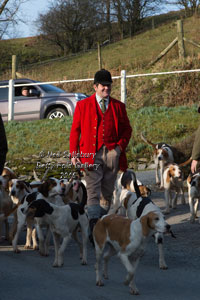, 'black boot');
89,218,99,247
